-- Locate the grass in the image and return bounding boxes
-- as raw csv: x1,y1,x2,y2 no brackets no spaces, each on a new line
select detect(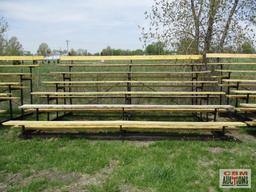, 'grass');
0,127,255,191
